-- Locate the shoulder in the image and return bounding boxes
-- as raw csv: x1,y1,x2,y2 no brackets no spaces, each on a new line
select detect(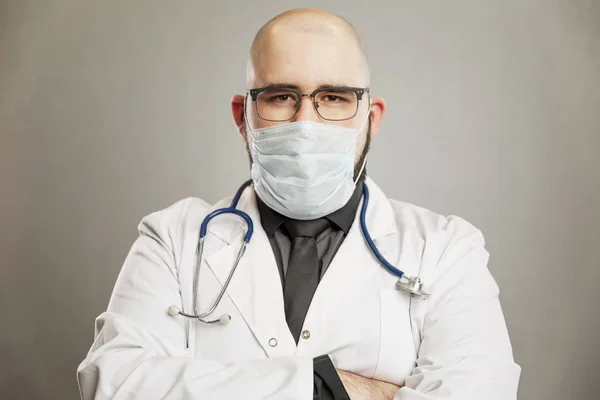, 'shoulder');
389,198,485,250
388,198,492,295
367,178,484,255
157,197,215,231
135,196,227,246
